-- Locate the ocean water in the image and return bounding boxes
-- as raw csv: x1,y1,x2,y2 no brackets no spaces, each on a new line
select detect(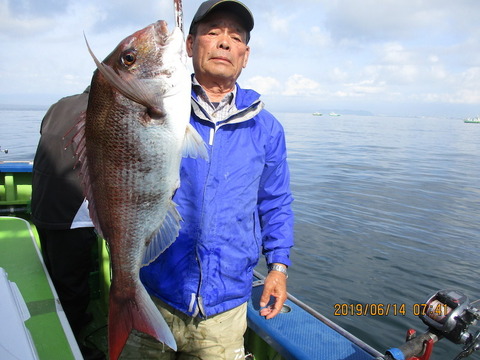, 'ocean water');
1,106,480,358
0,105,46,160
279,113,480,358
